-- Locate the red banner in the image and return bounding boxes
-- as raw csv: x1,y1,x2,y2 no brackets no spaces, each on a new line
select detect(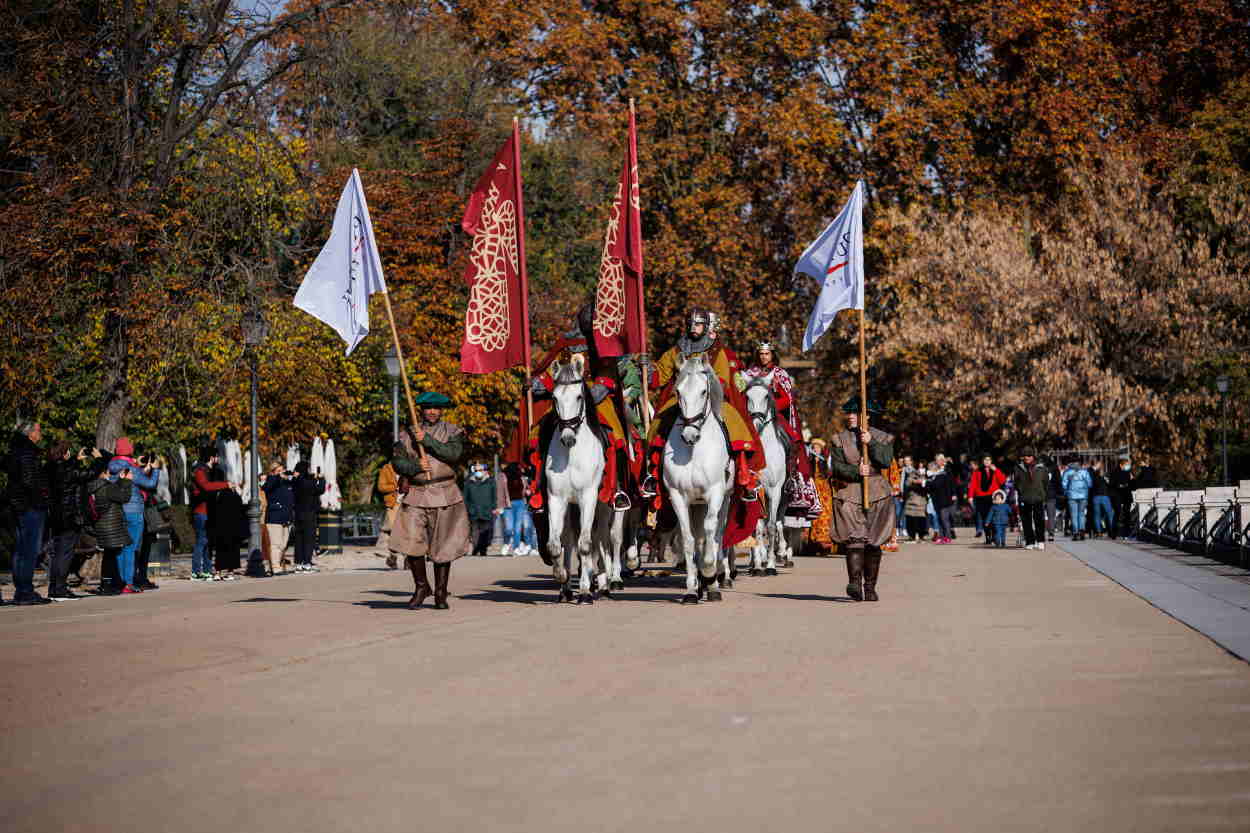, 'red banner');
460,125,531,374
592,107,645,358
